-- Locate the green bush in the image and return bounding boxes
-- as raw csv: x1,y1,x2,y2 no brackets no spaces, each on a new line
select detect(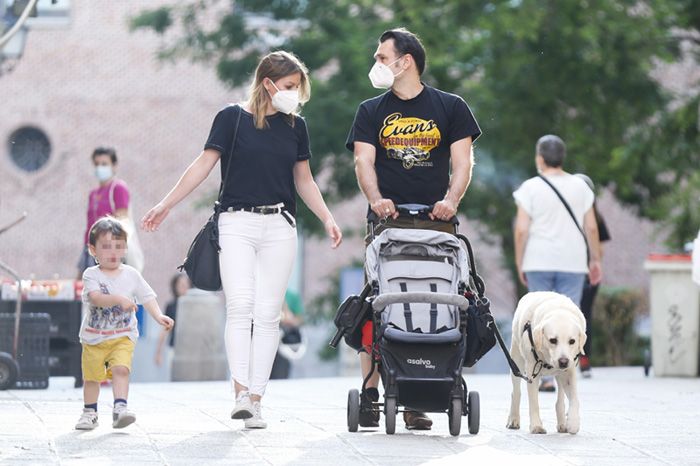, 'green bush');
590,287,648,366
